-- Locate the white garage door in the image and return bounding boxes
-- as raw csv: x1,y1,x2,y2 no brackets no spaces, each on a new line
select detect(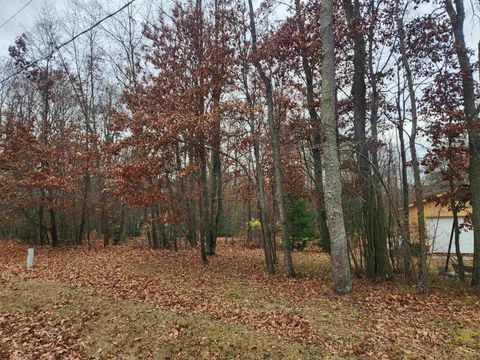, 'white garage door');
426,217,474,254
